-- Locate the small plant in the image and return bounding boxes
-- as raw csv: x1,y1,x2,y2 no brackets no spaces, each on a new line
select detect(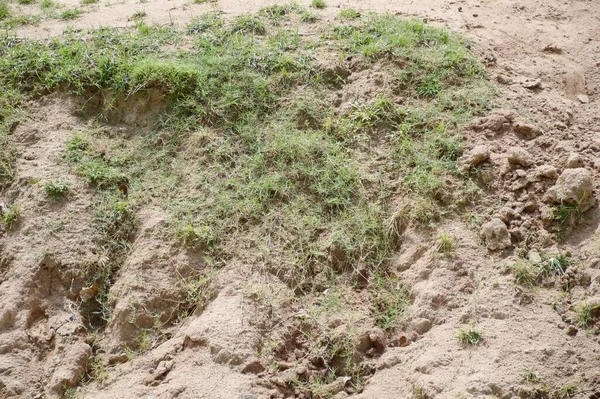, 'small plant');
176,223,215,250
194,0,216,3
339,8,360,19
59,8,82,20
19,0,35,4
44,179,70,199
539,253,570,277
456,327,483,346
179,273,213,318
299,10,319,22
129,9,146,20
576,302,600,328
555,384,577,399
371,274,411,330
137,330,153,352
311,0,326,9
259,4,297,23
40,0,56,9
88,355,108,382
81,0,98,4
186,12,222,33
1,205,20,229
436,232,455,254
231,14,266,35
551,203,582,234
512,260,538,288
522,369,541,383
0,1,9,20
